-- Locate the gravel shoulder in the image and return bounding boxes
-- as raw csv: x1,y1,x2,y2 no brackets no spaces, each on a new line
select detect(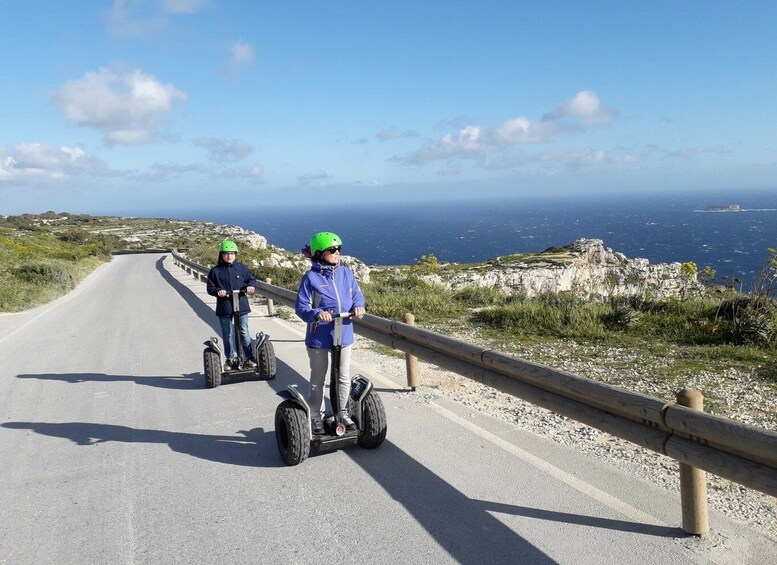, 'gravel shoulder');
273,305,777,541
